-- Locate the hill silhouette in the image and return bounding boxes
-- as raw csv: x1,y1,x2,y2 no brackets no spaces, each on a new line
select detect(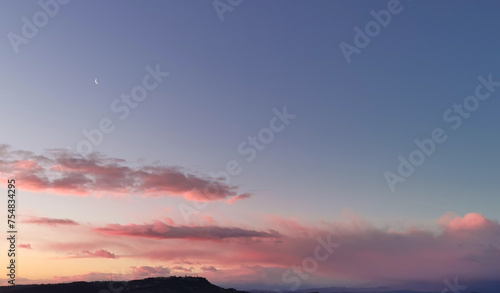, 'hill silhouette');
0,276,249,293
